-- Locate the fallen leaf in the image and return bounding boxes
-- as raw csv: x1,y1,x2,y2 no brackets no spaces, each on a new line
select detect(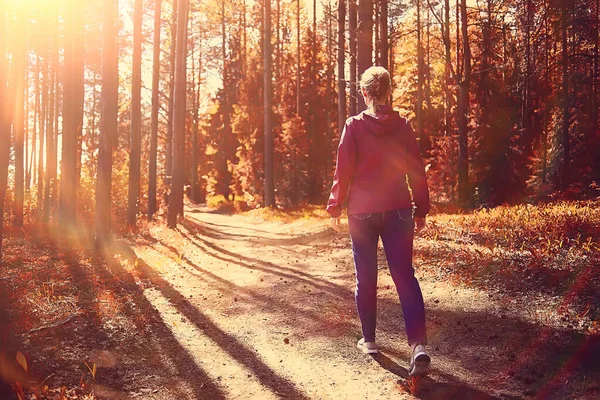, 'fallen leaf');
16,351,27,372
